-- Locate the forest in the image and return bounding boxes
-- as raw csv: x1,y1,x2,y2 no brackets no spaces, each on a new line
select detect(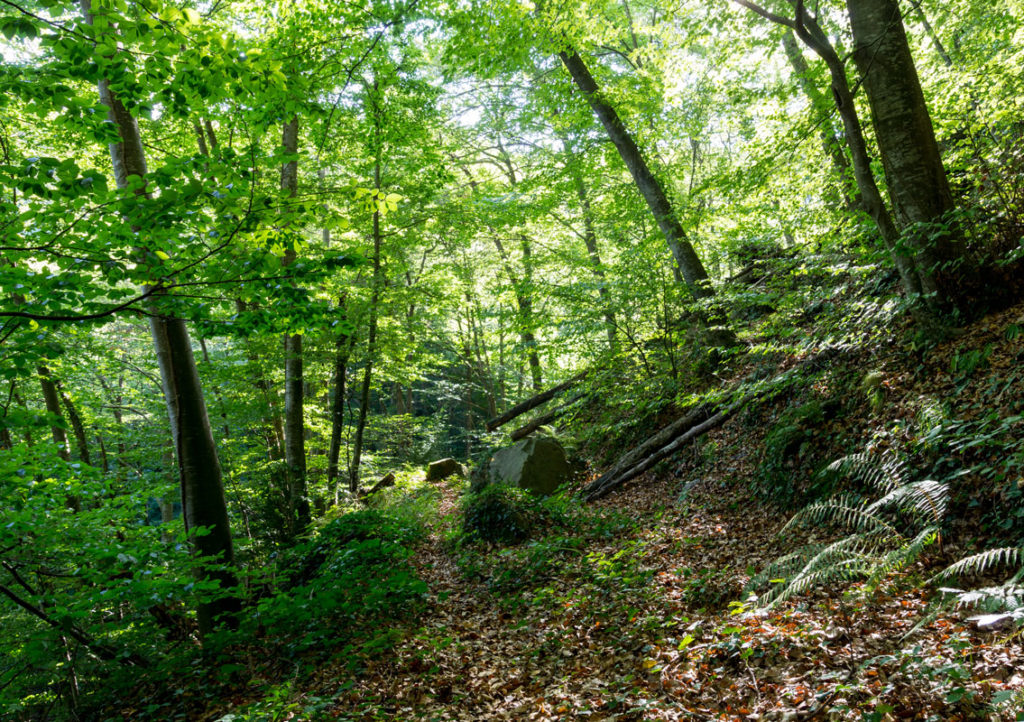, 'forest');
2,0,1024,718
